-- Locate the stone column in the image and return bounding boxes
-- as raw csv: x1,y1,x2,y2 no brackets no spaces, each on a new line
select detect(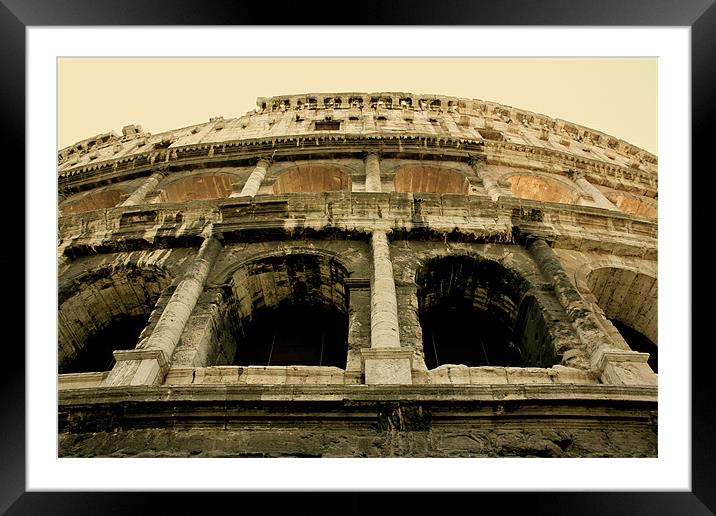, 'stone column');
361,230,412,384
364,152,382,192
570,172,618,210
103,230,223,386
120,170,166,207
232,157,271,197
370,231,400,349
526,235,656,385
469,157,502,201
